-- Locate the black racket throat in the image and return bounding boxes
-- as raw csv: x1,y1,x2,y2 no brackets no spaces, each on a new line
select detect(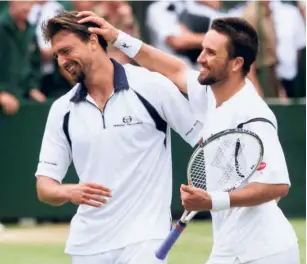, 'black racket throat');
178,220,187,227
